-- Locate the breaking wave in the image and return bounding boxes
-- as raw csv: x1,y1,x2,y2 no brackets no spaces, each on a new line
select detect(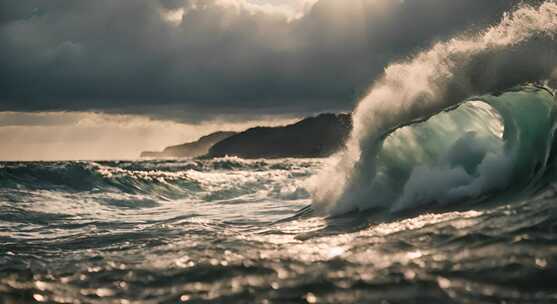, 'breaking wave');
311,2,557,216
